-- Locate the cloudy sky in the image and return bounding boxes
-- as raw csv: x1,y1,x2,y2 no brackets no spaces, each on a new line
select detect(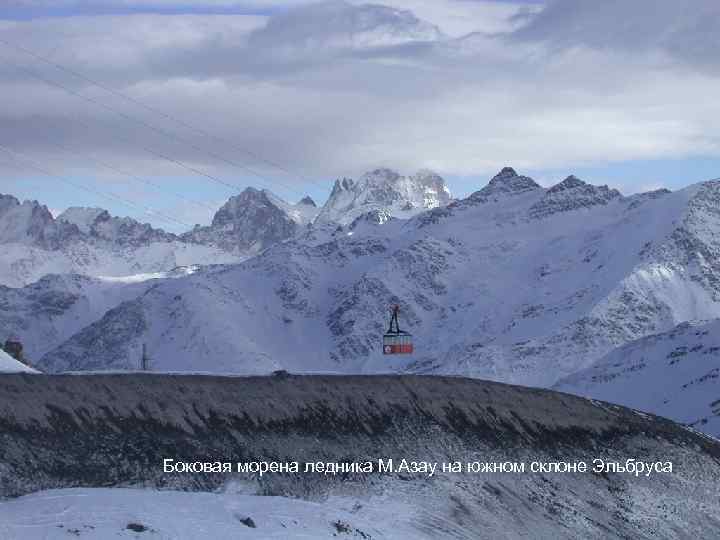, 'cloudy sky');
0,0,718,231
